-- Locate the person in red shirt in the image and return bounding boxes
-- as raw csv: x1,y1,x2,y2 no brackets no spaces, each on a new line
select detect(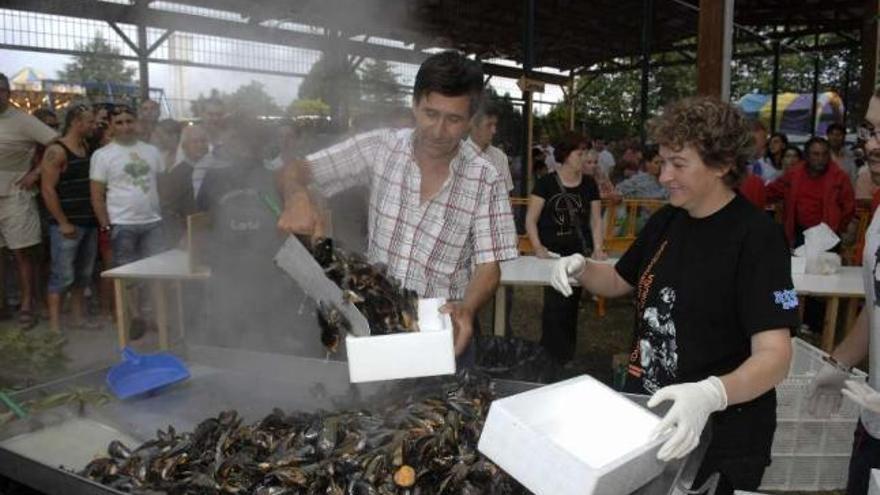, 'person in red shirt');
738,172,766,209
766,137,855,247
